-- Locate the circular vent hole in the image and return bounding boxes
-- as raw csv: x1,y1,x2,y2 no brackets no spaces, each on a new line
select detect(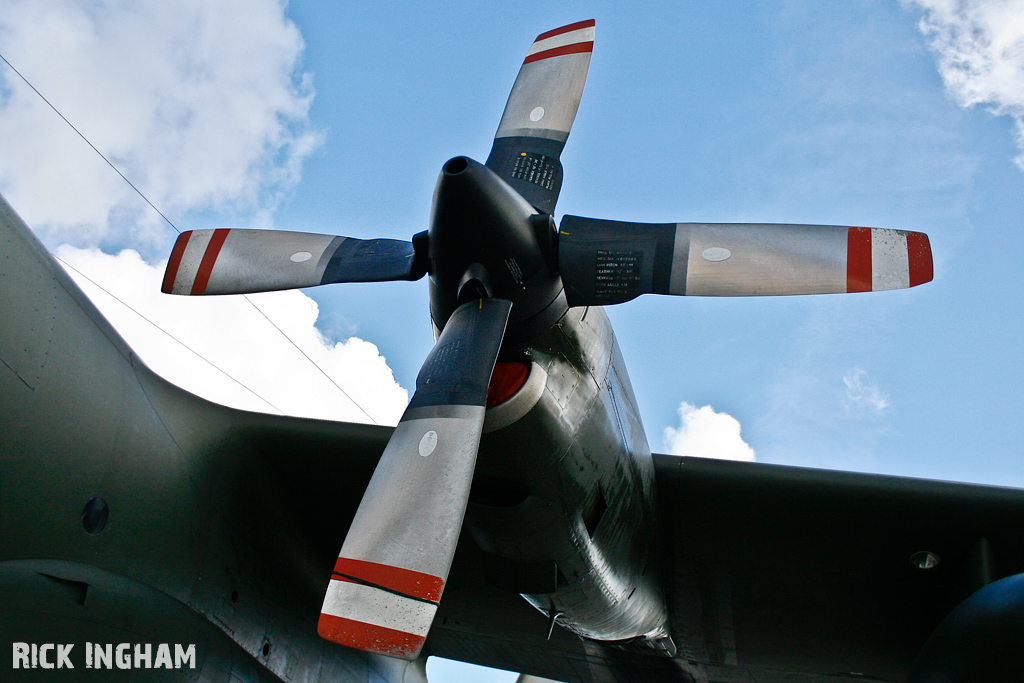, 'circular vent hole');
82,497,109,535
444,157,469,174
910,551,941,570
487,362,530,408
